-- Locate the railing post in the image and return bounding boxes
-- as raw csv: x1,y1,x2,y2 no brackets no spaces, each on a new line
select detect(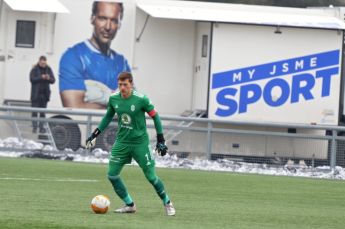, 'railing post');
206,121,212,160
86,115,92,138
330,130,337,170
